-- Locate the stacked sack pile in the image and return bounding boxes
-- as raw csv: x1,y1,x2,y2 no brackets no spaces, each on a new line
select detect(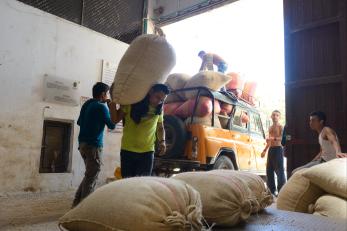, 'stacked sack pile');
277,158,347,219
164,72,257,128
59,171,273,230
